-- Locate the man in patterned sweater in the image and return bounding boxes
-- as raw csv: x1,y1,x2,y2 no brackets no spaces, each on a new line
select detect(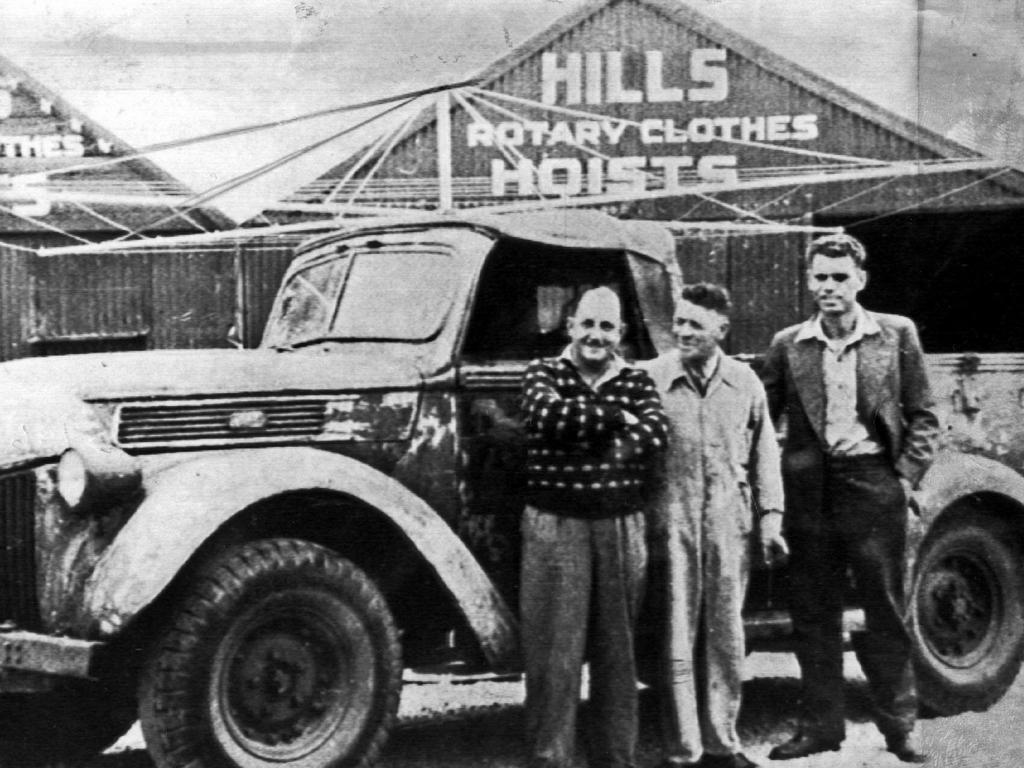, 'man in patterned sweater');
520,285,669,768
